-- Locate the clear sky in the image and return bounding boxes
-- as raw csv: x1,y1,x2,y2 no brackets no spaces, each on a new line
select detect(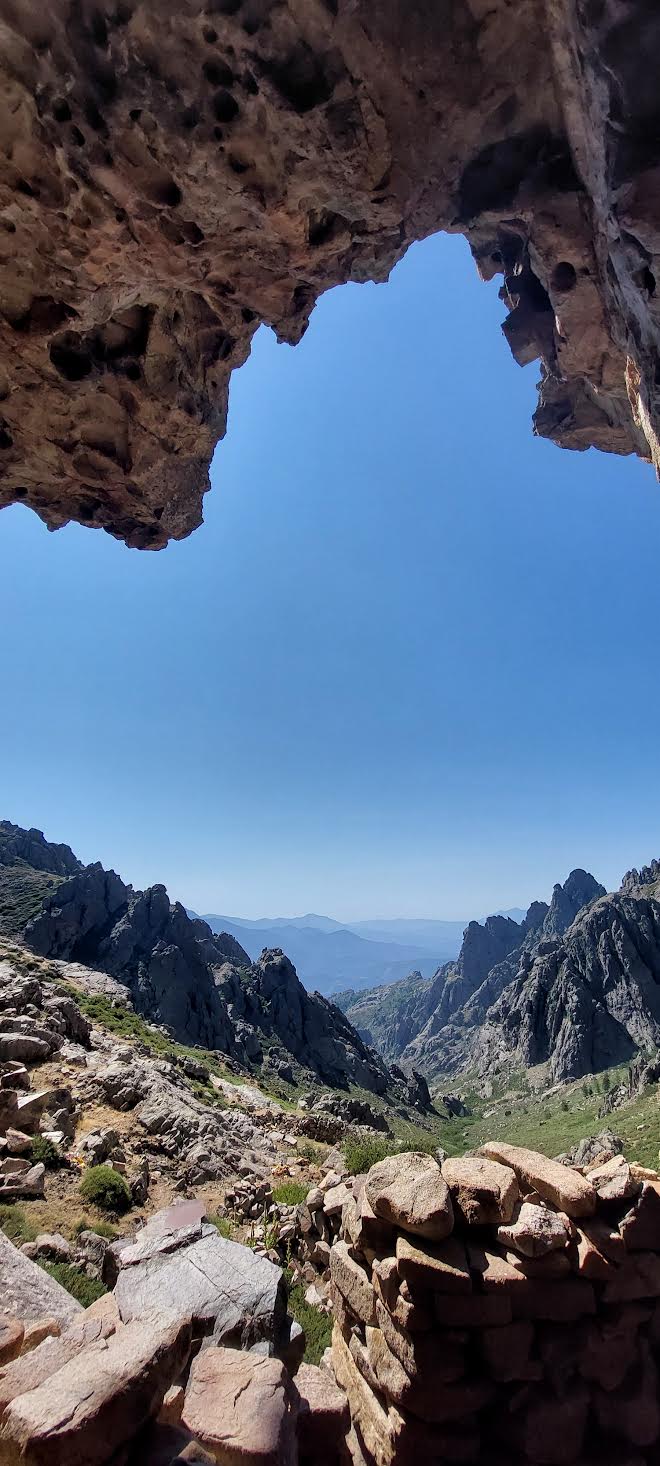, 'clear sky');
2,232,659,921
